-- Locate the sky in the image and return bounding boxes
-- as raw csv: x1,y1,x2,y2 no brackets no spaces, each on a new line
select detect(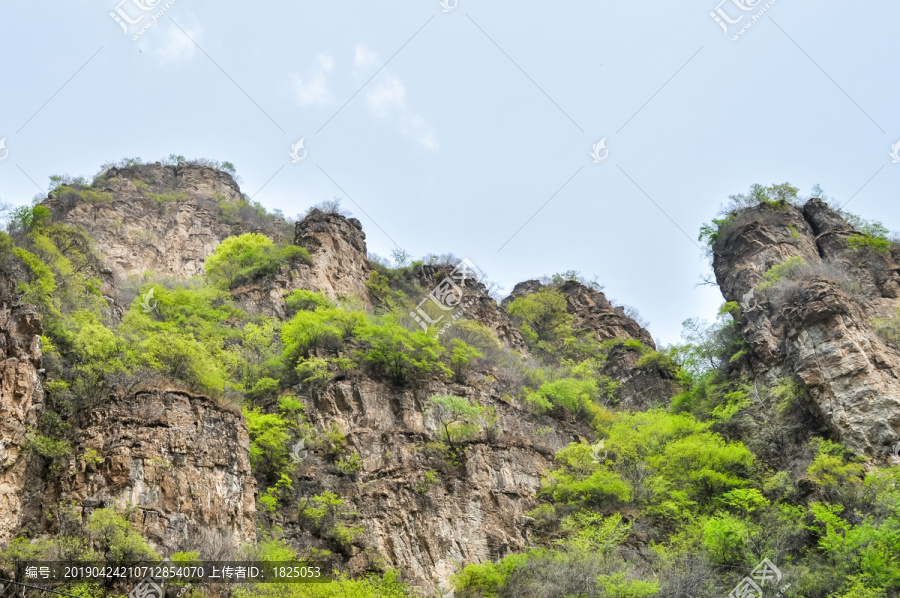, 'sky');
1,0,898,345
